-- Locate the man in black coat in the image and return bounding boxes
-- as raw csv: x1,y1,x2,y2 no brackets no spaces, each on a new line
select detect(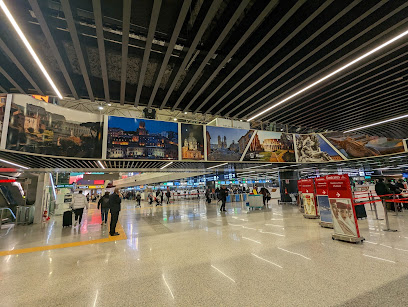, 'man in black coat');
109,188,121,236
375,178,390,197
98,191,110,225
219,186,228,212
